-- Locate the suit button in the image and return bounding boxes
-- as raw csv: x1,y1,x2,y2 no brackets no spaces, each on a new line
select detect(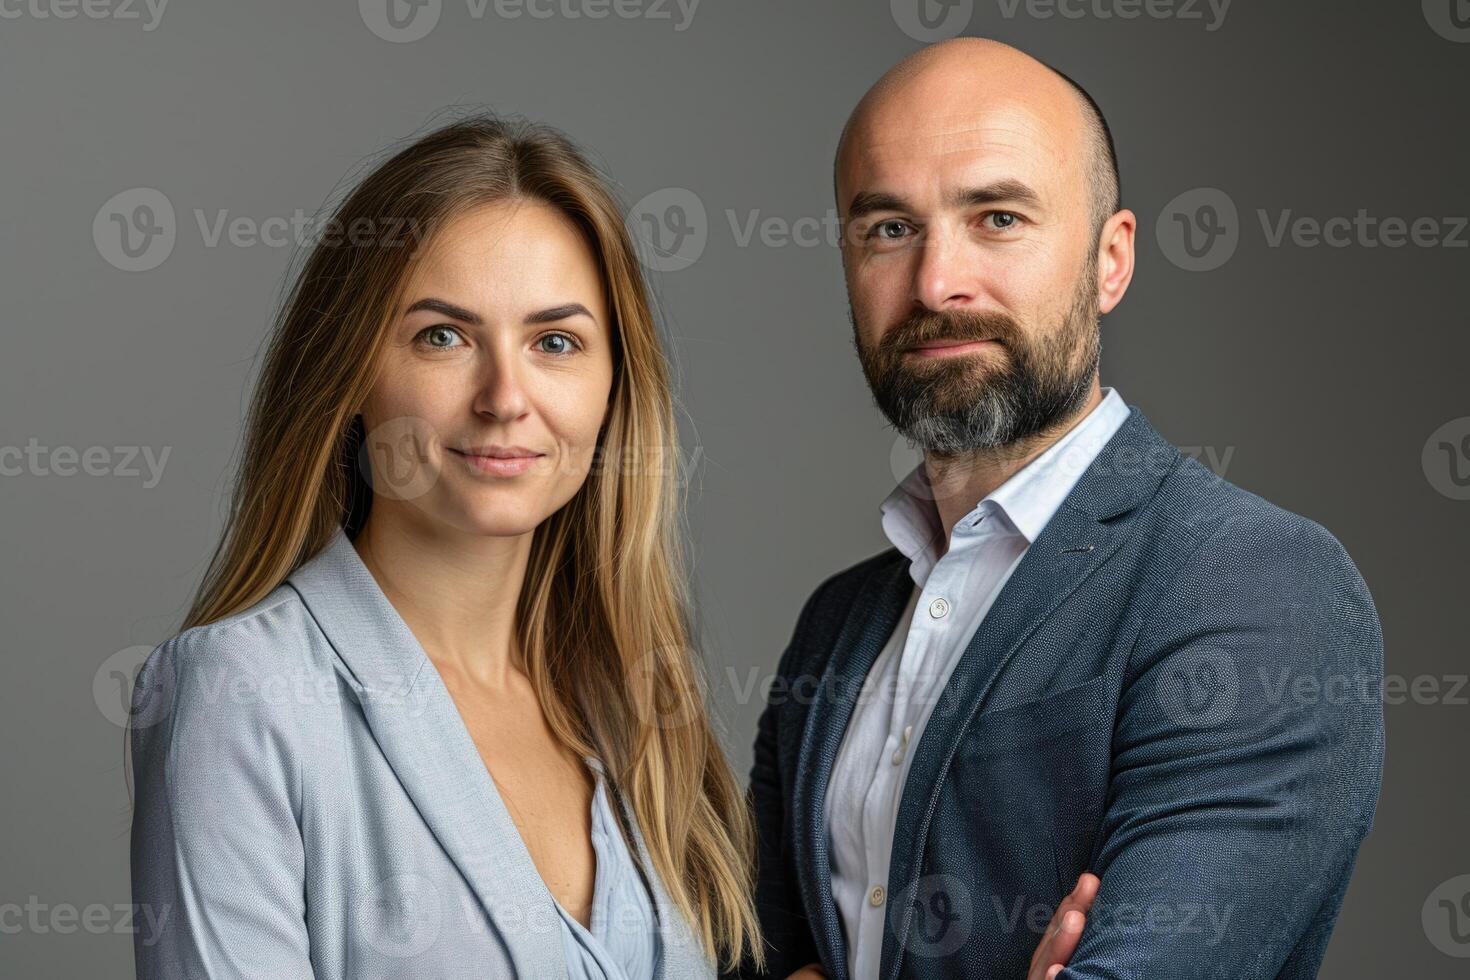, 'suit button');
928,597,950,619
869,885,885,907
